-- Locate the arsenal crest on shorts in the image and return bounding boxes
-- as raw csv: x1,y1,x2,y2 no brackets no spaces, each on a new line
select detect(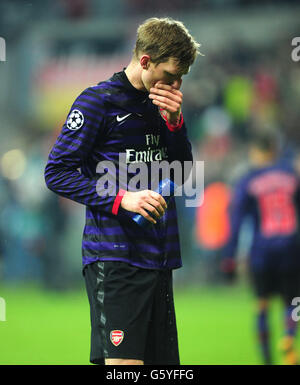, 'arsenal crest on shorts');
110,330,124,346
